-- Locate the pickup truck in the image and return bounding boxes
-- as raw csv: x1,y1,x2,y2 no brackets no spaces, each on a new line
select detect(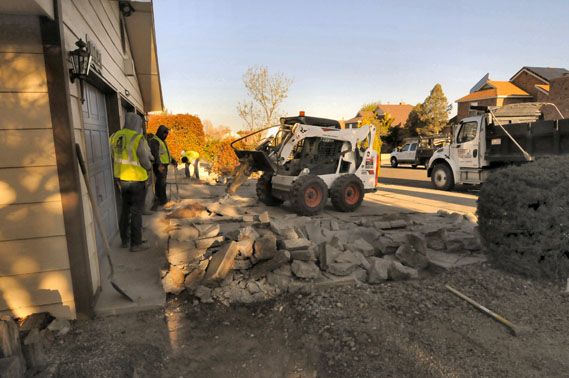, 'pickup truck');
427,103,568,190
390,136,448,168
